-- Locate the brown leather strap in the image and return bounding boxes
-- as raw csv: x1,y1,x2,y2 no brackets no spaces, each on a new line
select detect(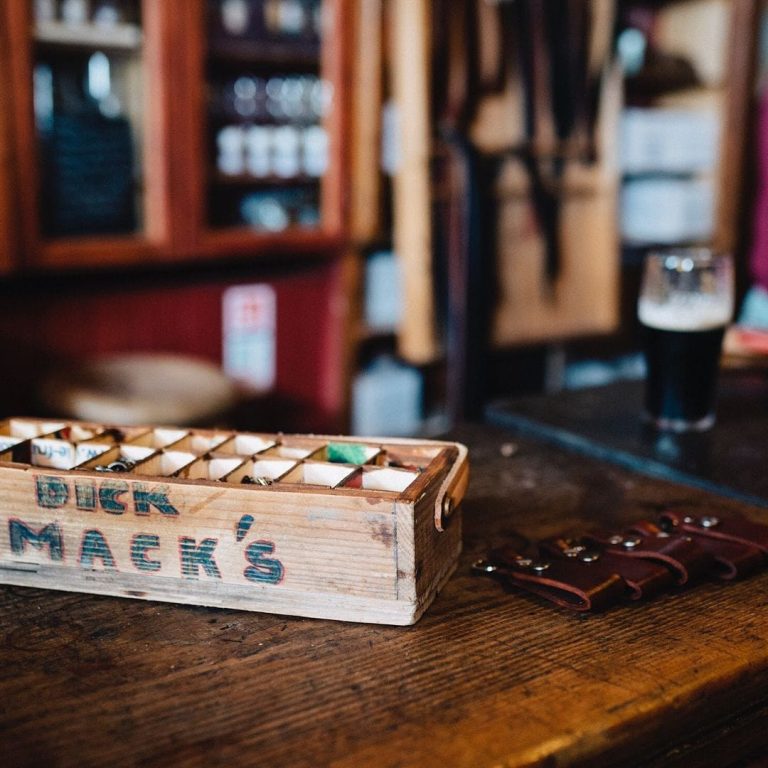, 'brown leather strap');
584,525,713,585
477,544,626,612
540,538,675,601
661,510,768,554
474,512,768,612
660,510,767,580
